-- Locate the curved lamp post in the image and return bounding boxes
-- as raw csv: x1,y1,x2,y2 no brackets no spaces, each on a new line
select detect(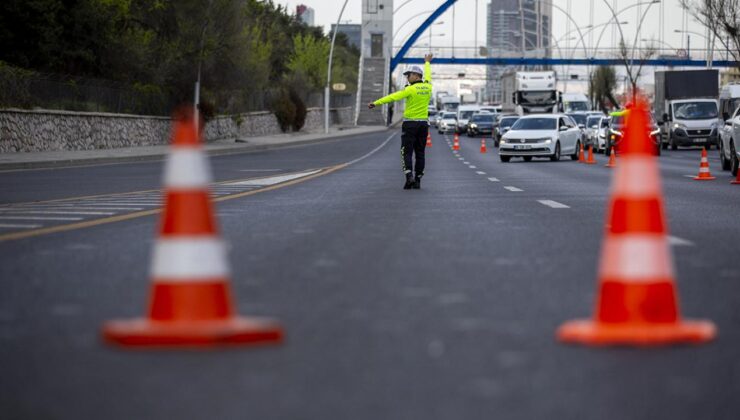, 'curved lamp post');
325,0,350,134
